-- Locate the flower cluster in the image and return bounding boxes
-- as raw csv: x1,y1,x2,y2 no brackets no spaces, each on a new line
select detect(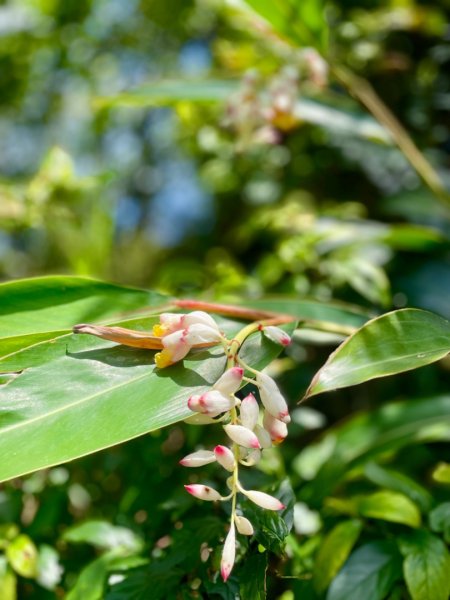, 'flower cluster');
154,310,292,581
152,311,225,368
